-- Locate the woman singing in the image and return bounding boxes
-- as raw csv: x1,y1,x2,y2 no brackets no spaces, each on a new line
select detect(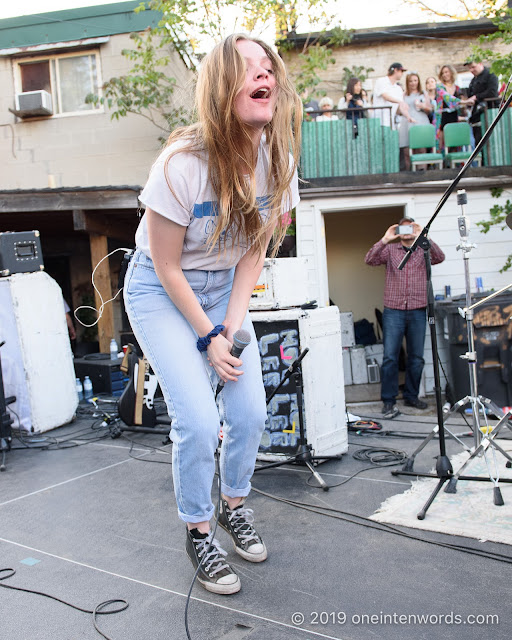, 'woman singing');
123,34,301,594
